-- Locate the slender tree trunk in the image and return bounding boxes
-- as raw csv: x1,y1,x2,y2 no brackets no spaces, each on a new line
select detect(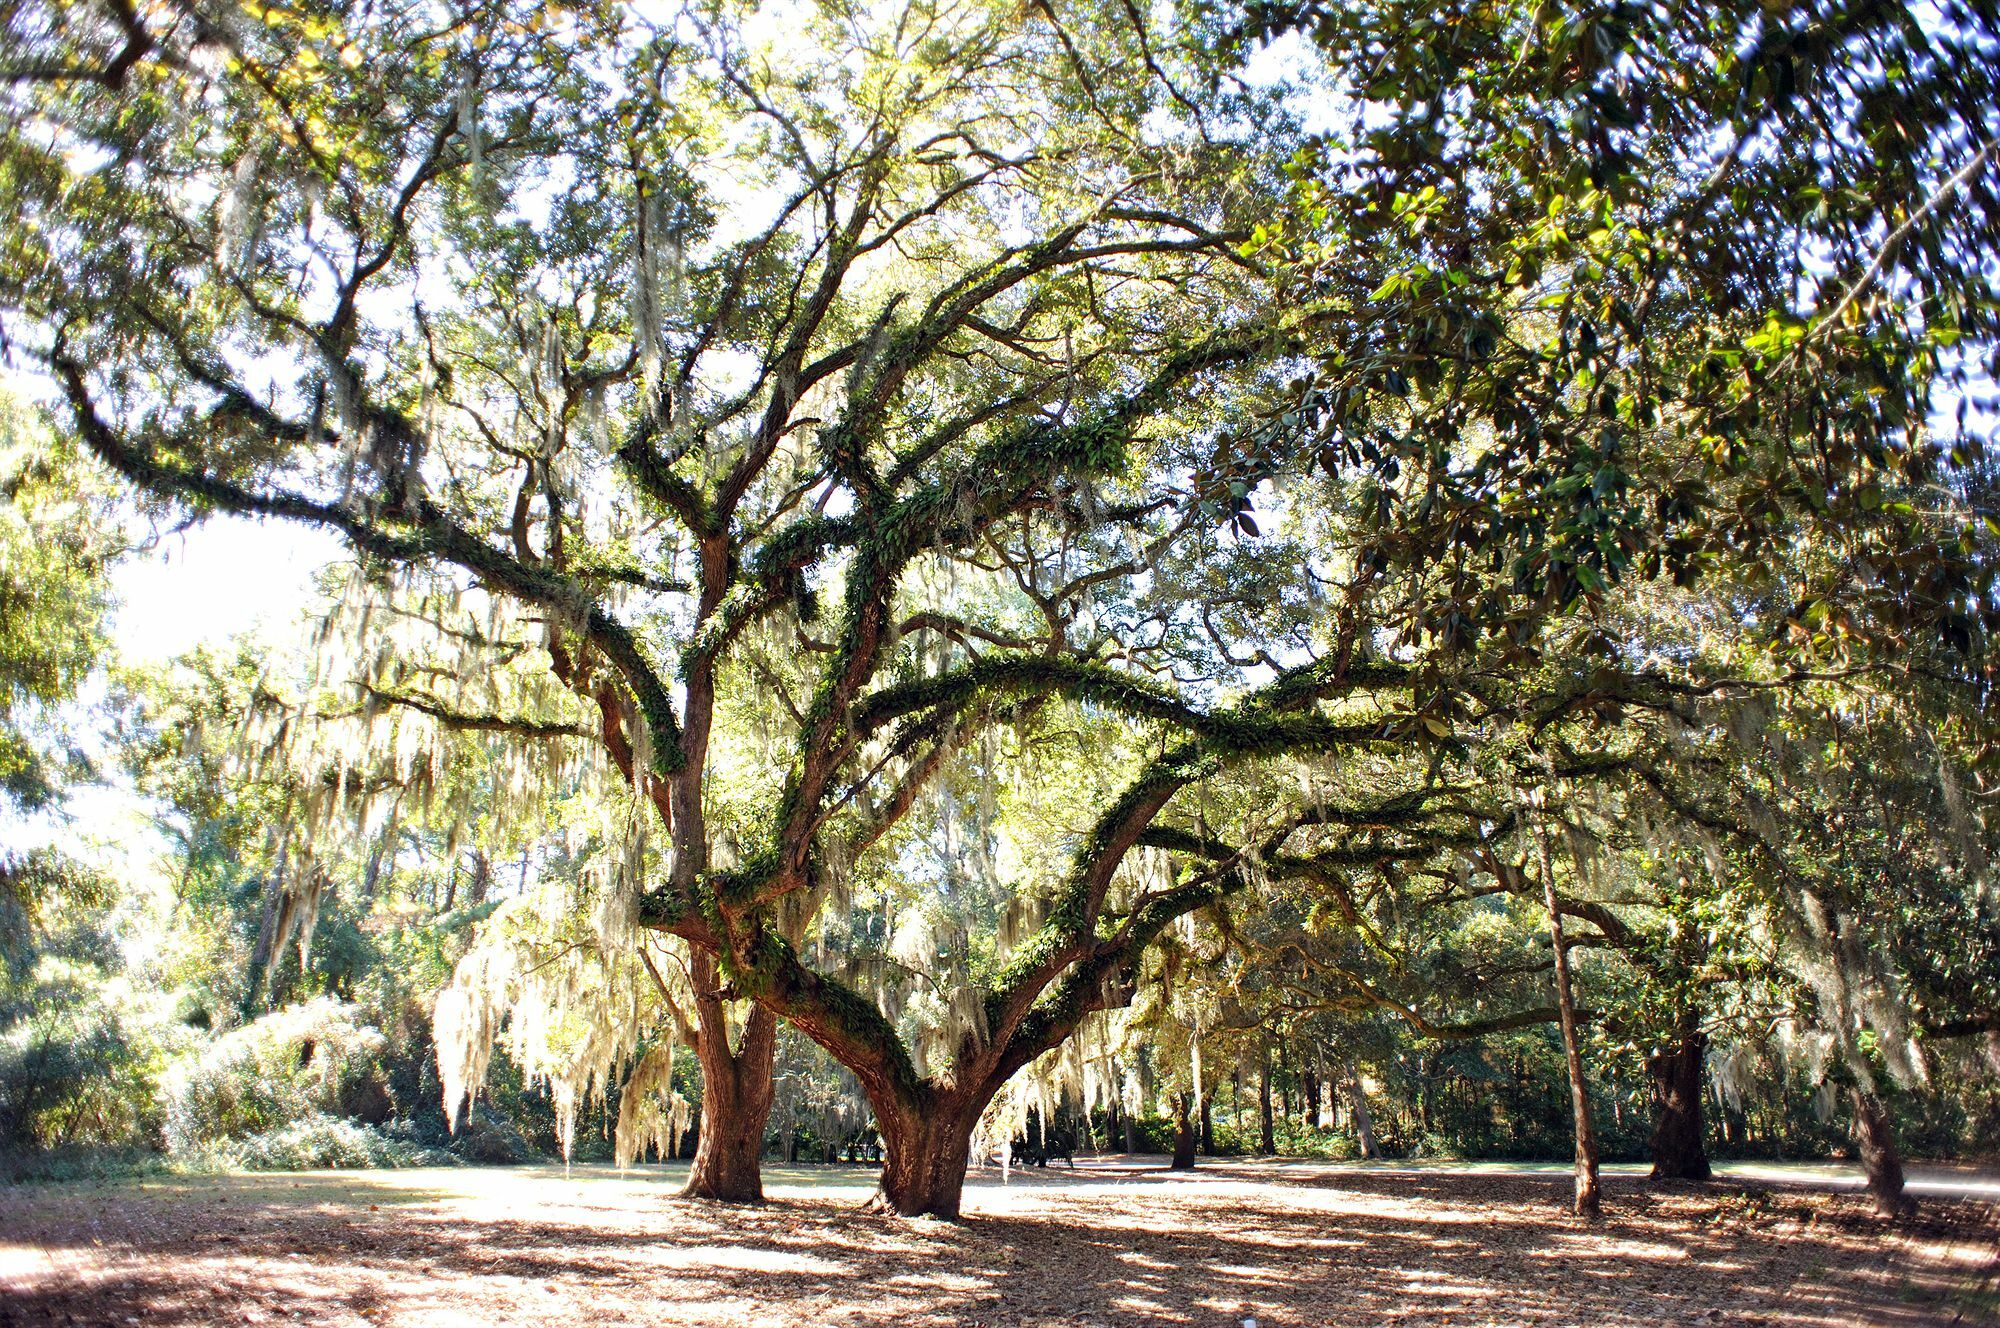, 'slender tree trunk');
361,804,401,900
1851,1087,1913,1219
1647,1019,1711,1181
1171,1092,1197,1169
1122,1110,1138,1154
1199,1092,1215,1155
246,889,281,1008
681,1103,700,1160
1258,1049,1276,1156
465,849,491,907
1535,831,1601,1219
1301,1069,1320,1127
1276,1040,1290,1123
1345,1064,1381,1160
681,956,777,1203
